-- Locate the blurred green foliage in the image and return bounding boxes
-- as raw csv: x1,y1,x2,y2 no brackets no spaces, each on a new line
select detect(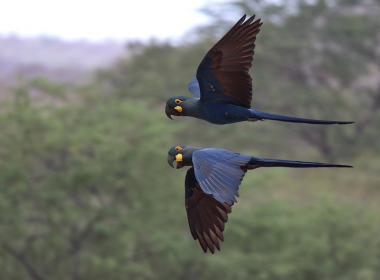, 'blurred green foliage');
1,0,380,279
